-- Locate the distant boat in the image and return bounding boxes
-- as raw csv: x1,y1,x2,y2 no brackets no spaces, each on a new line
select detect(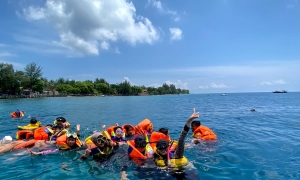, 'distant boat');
101,95,105,97
272,90,287,93
221,93,227,96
